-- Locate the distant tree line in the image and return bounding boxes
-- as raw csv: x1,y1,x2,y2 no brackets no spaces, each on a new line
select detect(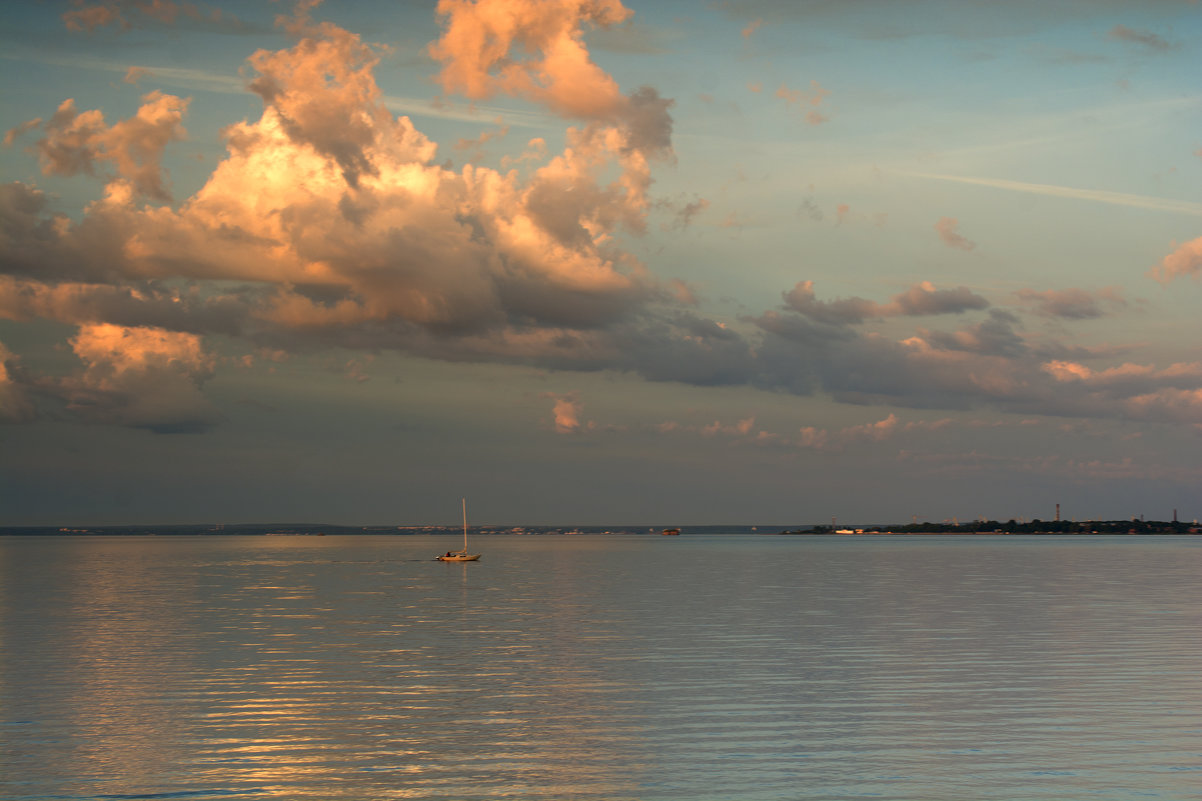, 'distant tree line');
791,519,1199,535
